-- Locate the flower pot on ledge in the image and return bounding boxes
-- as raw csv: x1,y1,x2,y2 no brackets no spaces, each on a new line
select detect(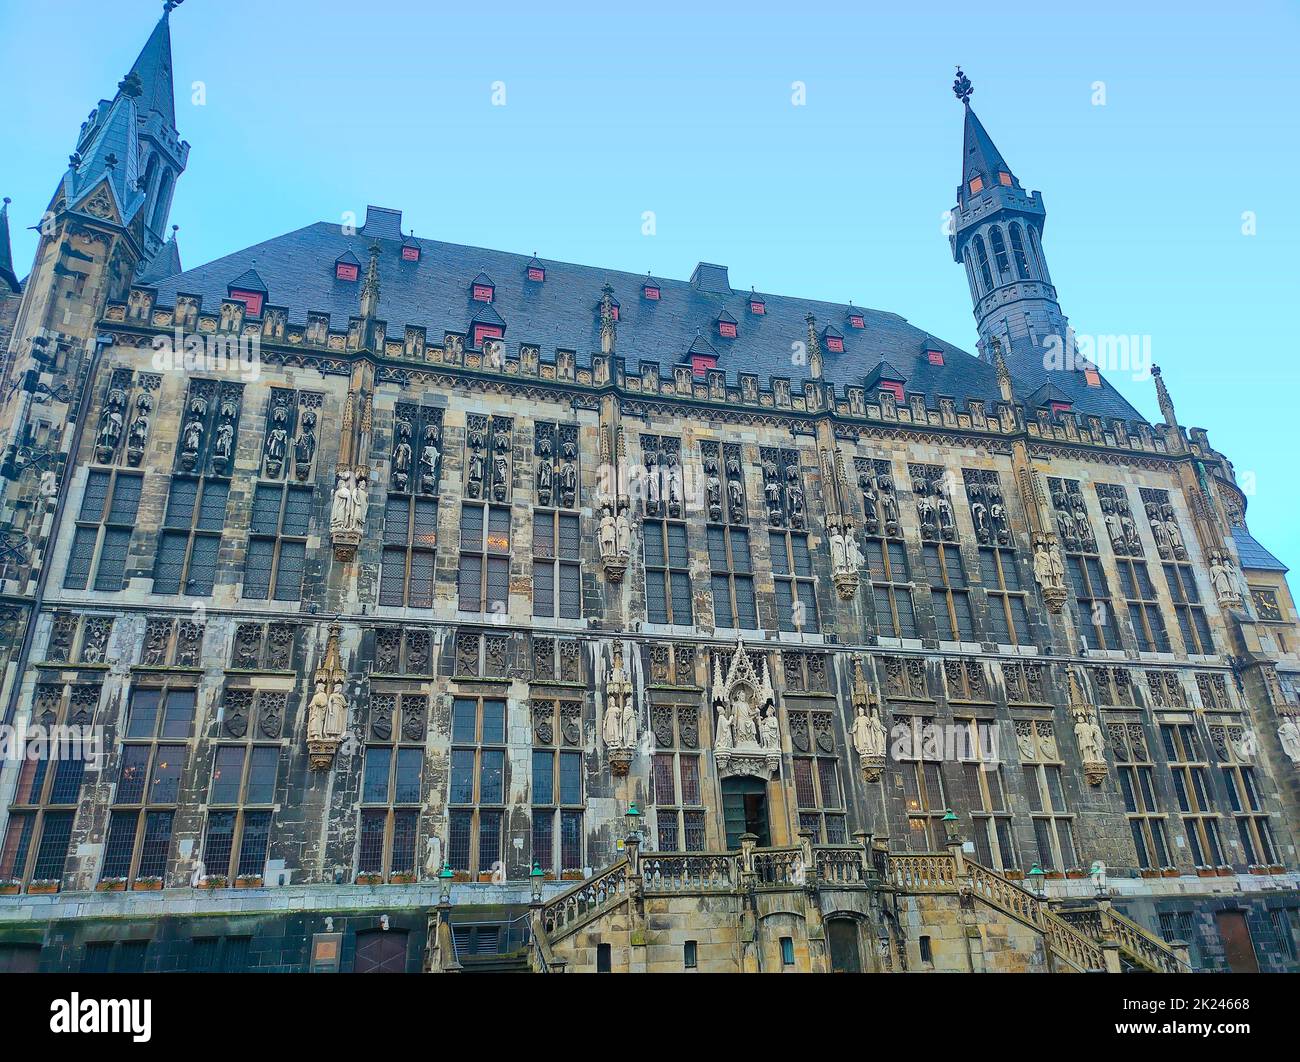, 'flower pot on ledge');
0,880,24,895
198,876,228,890
1160,868,1179,878
96,878,127,892
1045,870,1065,880
234,875,263,889
28,880,60,895
476,872,497,884
1139,869,1161,879
1065,869,1087,880
1216,866,1235,877
131,877,162,891
354,873,384,886
452,871,472,883
1195,867,1217,878
389,872,416,885
561,870,584,881
1002,870,1024,881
